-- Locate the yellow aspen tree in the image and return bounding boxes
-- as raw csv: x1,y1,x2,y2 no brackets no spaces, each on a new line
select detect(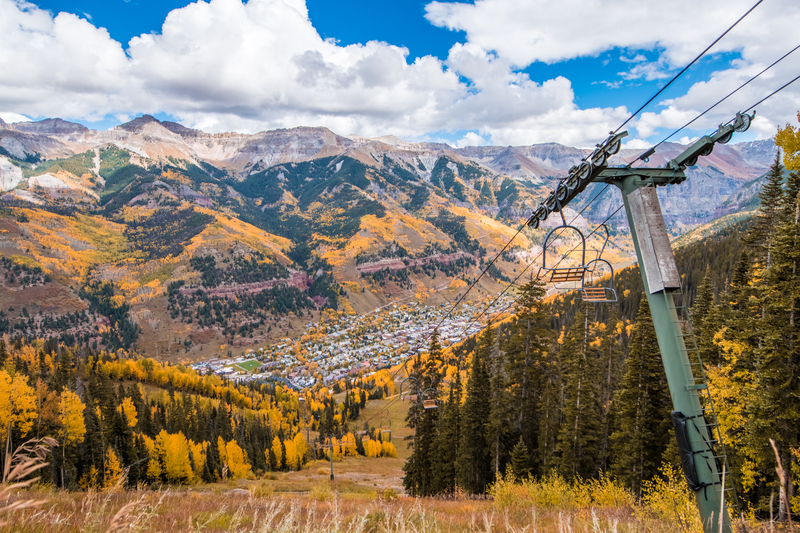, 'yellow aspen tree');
117,397,138,428
344,432,357,456
217,435,228,477
293,432,307,465
271,436,283,470
58,390,86,446
221,439,251,479
156,430,193,484
381,441,398,458
104,448,123,489
0,371,37,449
283,438,297,471
189,440,207,480
143,434,162,481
